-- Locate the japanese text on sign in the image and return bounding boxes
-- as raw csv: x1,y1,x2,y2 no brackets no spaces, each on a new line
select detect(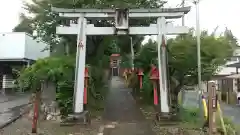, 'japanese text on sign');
78,41,84,50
